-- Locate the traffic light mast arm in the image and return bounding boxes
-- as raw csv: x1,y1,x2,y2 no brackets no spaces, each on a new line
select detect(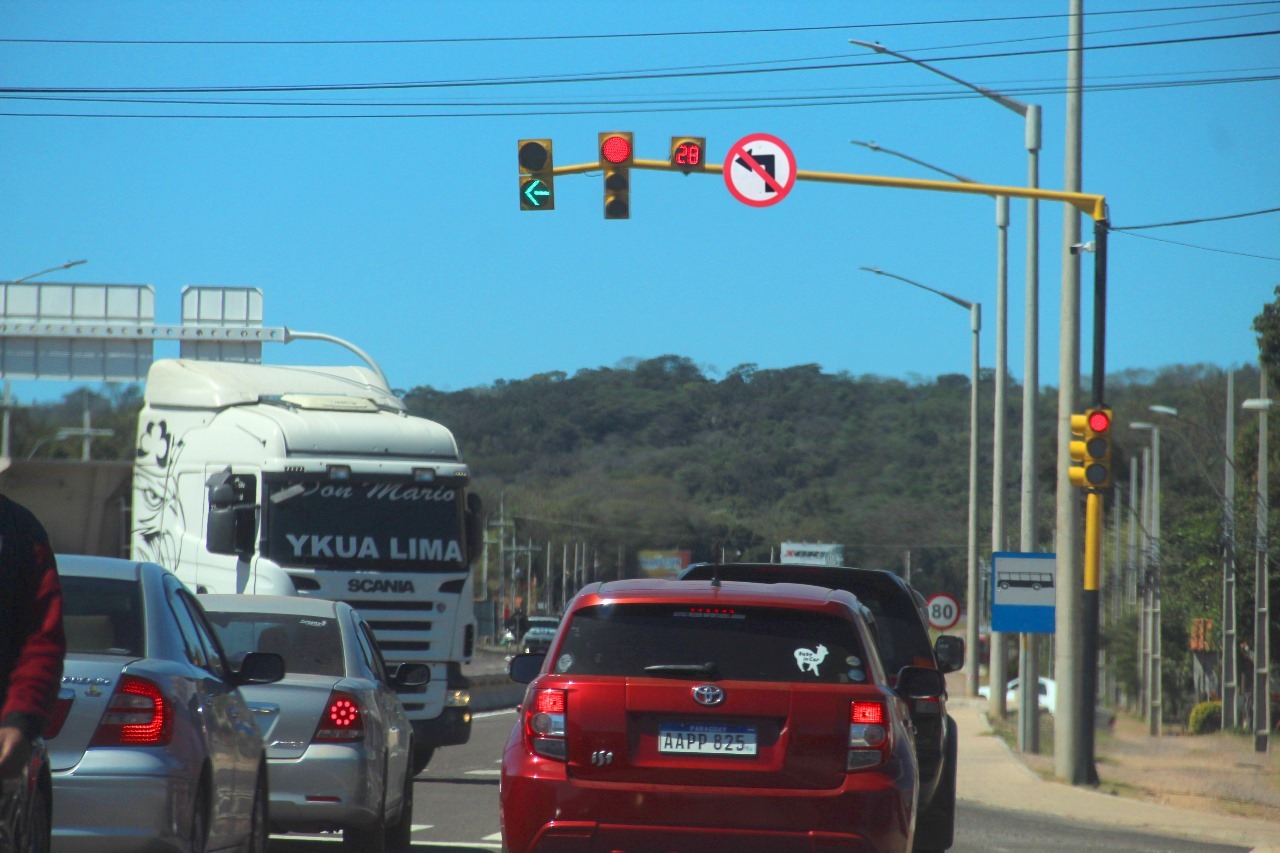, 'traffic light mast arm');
552,159,1107,221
